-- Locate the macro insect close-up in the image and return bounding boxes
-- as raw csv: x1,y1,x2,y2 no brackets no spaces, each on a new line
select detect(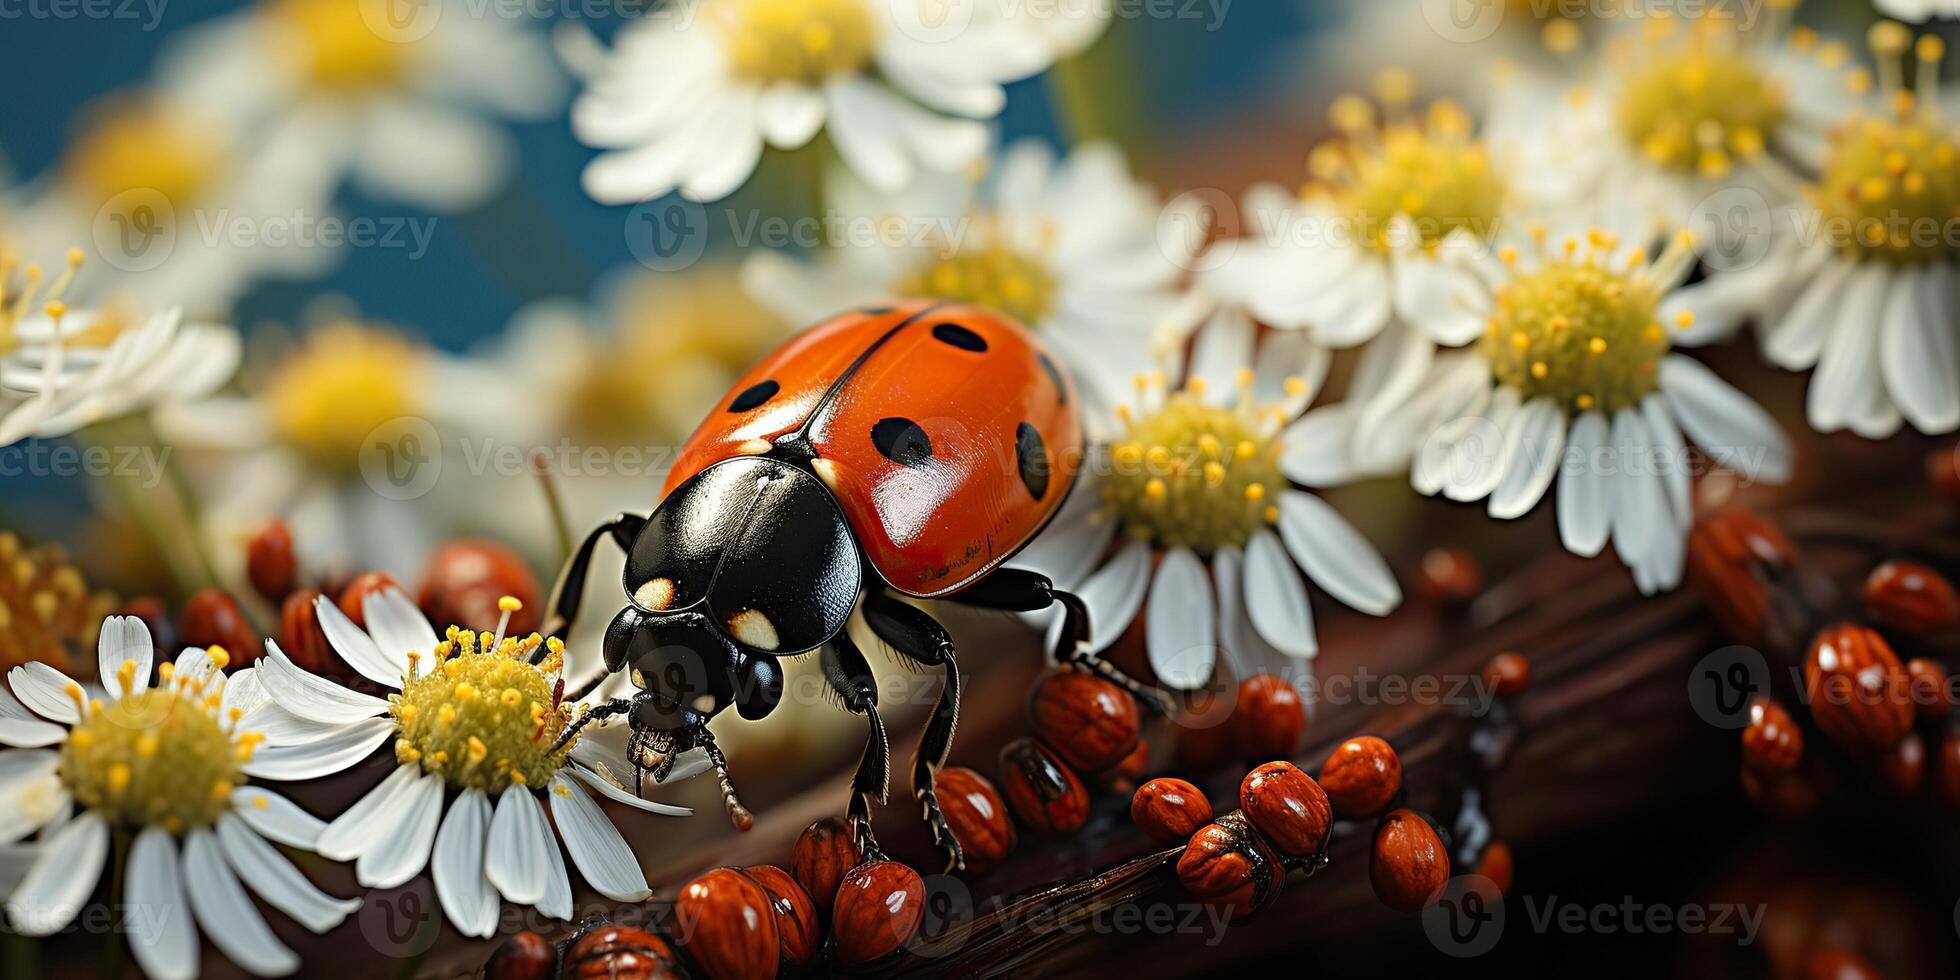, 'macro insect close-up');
4,1,1960,978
